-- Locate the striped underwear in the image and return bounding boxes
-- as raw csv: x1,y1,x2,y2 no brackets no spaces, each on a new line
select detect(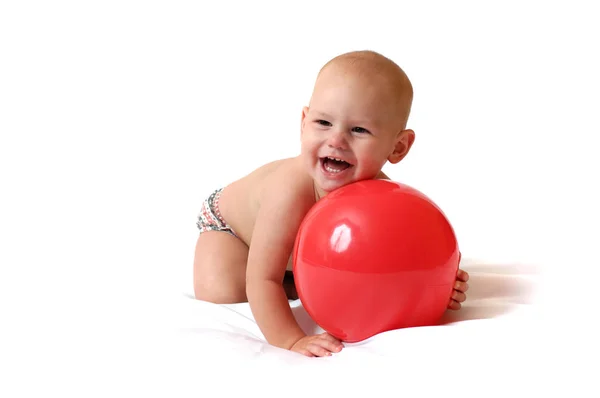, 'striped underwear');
196,188,237,237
